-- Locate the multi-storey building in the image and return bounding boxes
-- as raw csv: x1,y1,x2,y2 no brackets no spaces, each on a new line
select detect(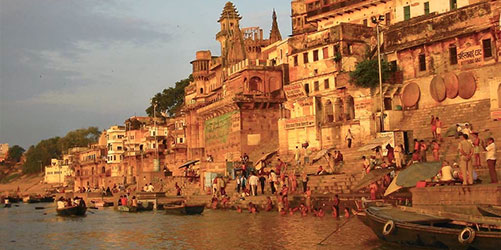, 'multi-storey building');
106,125,125,177
44,158,73,185
182,2,286,177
